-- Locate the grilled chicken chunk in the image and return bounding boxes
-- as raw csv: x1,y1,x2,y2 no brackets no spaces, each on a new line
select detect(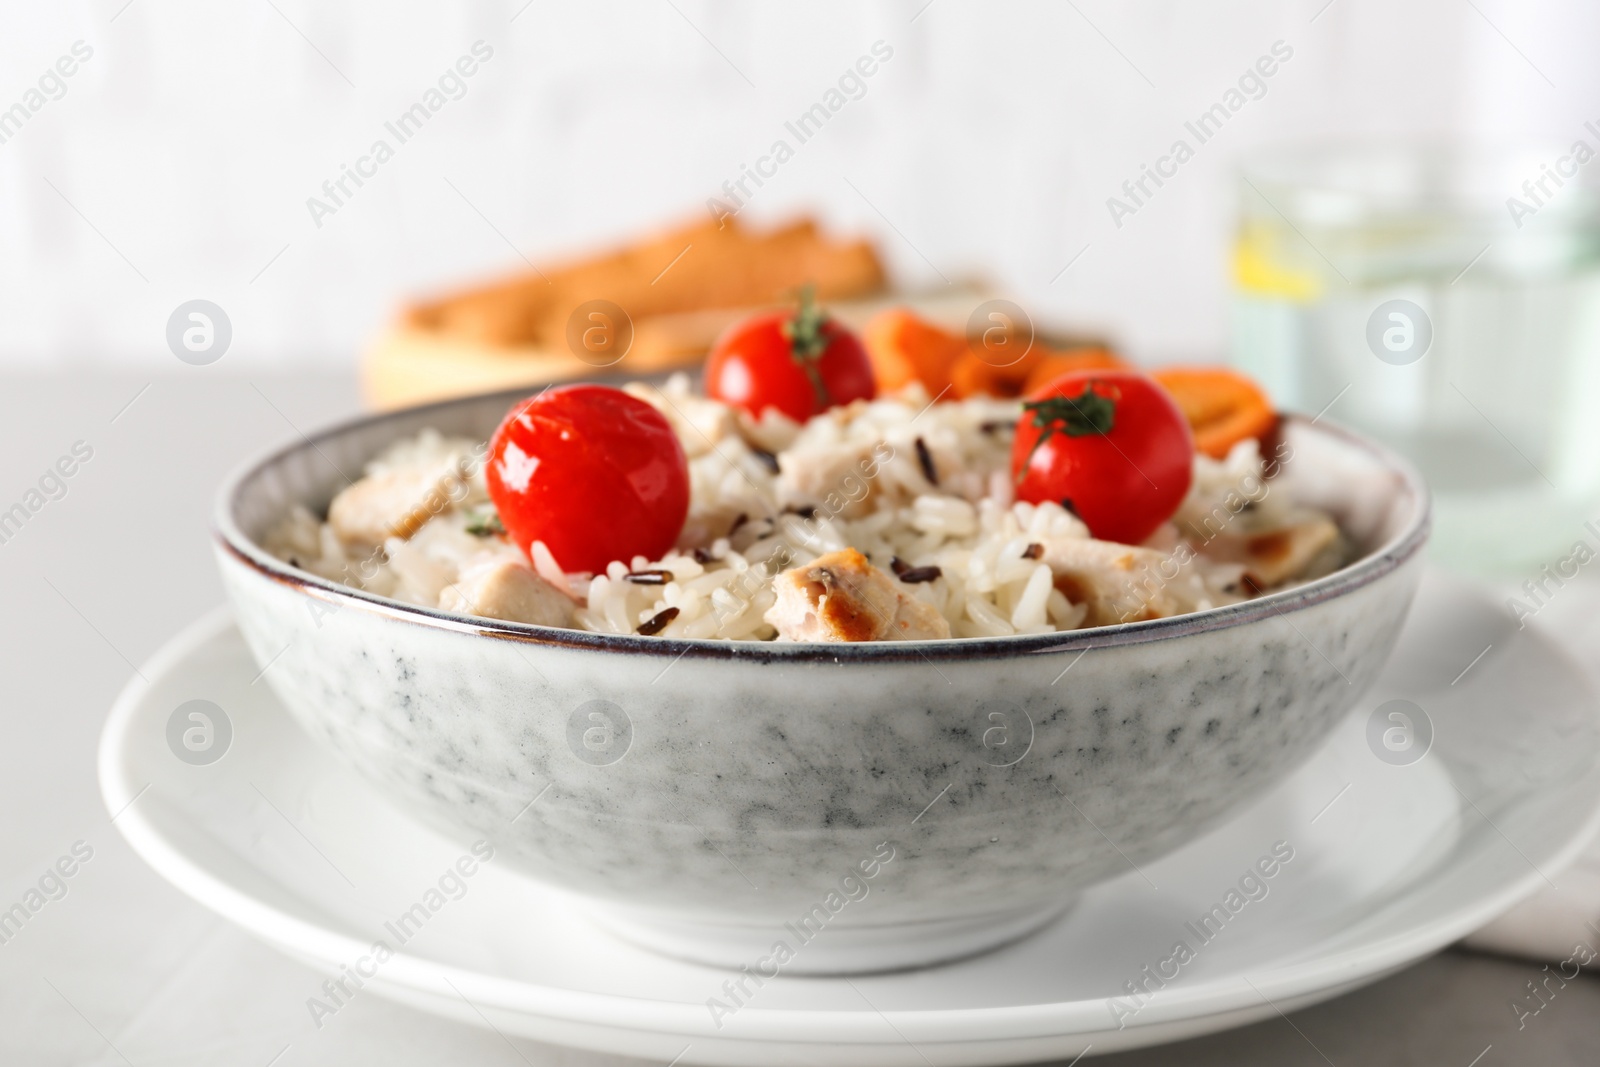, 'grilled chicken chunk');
766,548,951,642
1196,516,1341,589
1038,539,1184,627
328,464,468,546
438,560,574,627
776,444,882,517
